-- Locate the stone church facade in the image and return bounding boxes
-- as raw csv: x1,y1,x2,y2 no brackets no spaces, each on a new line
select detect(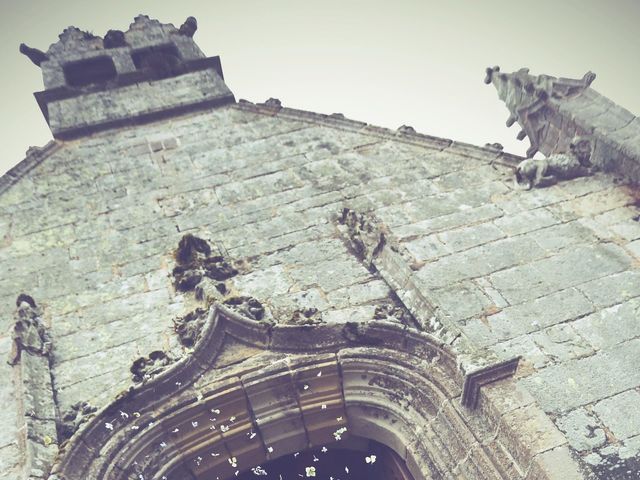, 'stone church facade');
2,14,640,480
